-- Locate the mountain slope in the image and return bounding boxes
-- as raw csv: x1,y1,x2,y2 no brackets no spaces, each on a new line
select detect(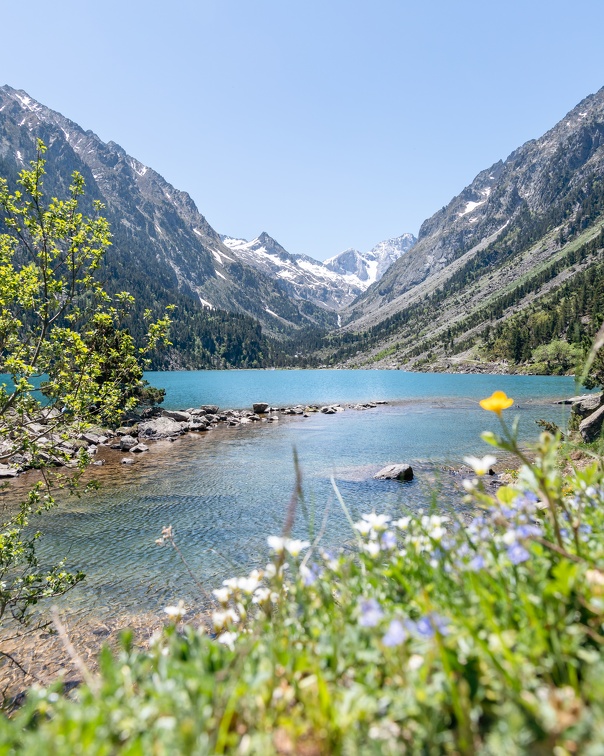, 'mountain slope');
311,86,604,369
0,86,337,341
344,88,604,328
